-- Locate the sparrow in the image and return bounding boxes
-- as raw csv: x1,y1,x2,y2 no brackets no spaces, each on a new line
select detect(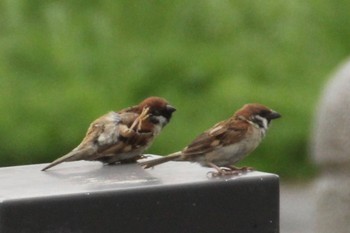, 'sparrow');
41,96,176,171
140,103,281,176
